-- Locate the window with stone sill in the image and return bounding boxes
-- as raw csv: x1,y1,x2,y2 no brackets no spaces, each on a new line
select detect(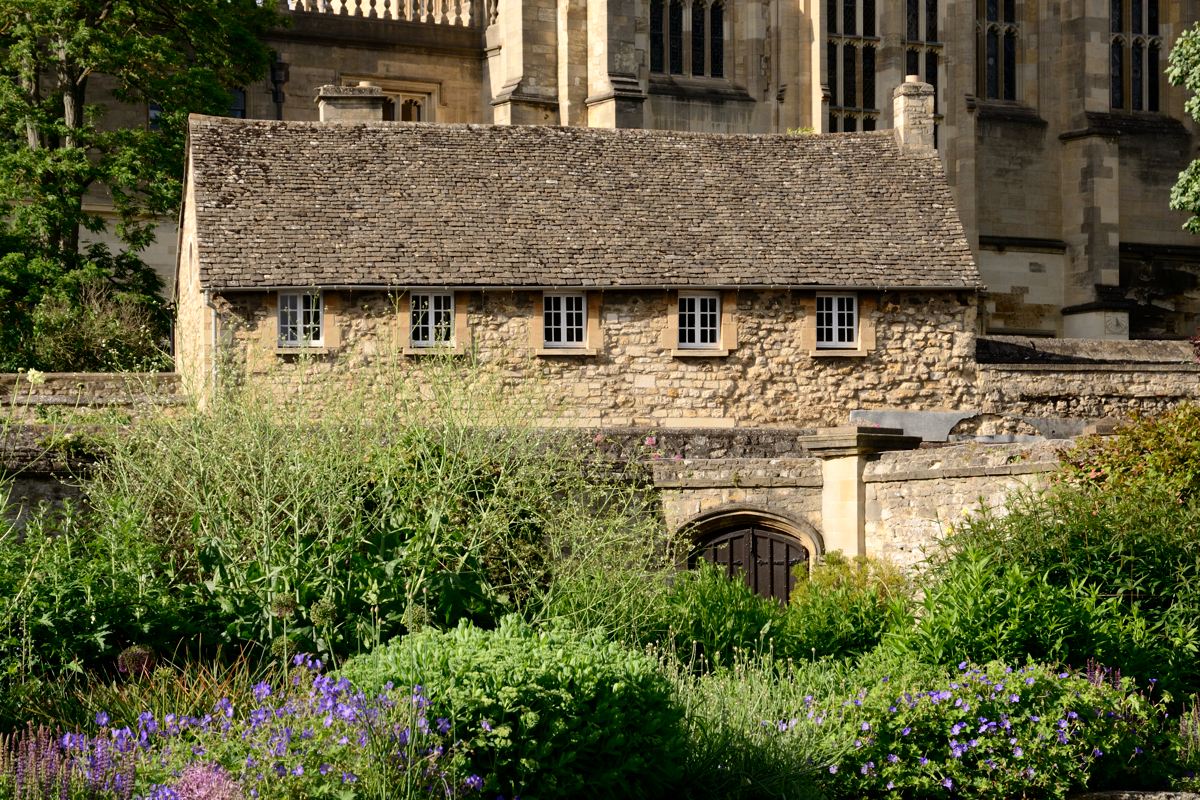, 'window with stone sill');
410,292,454,347
977,0,1019,103
278,291,323,348
543,293,587,348
678,292,721,349
815,293,858,349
